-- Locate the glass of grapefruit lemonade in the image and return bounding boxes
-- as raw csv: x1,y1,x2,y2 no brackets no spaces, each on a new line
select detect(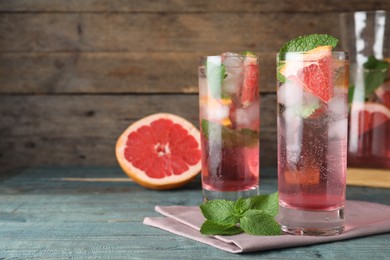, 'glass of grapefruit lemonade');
276,48,349,235
198,52,260,201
